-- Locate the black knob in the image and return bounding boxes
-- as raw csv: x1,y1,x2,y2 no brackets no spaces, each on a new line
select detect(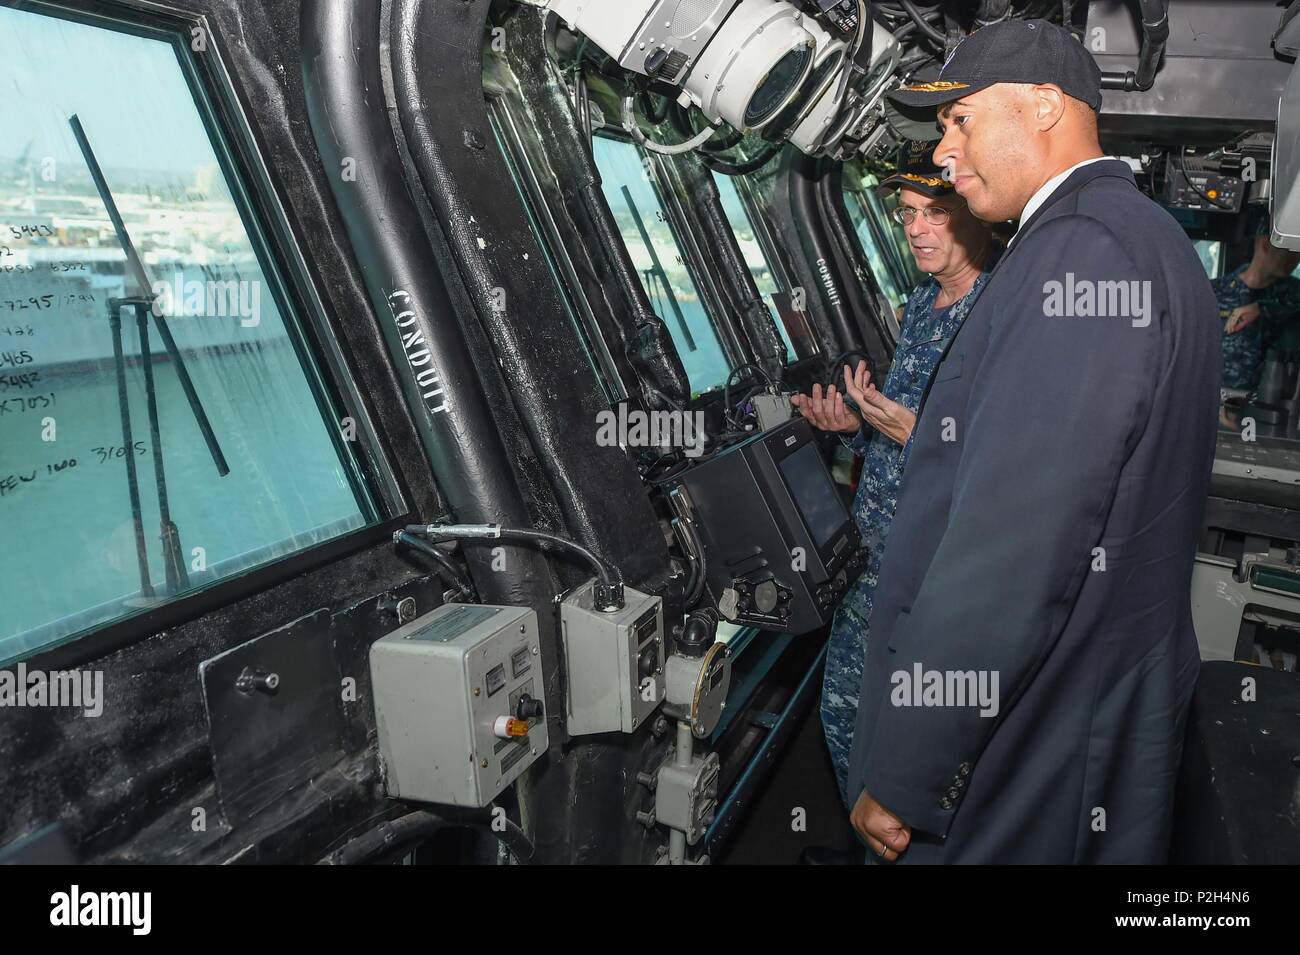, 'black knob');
516,695,544,720
645,47,669,74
